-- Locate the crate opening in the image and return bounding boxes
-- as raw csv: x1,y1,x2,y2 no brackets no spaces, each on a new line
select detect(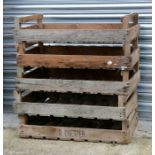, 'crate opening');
26,45,125,56
26,115,122,130
23,67,137,81
22,91,118,107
